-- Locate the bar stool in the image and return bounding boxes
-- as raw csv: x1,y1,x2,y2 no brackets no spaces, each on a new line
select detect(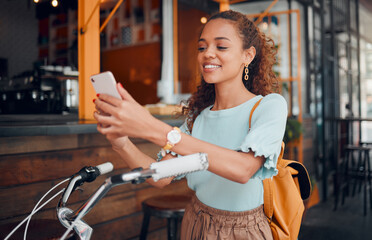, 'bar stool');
140,194,191,240
360,141,372,147
340,145,372,215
